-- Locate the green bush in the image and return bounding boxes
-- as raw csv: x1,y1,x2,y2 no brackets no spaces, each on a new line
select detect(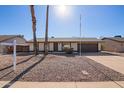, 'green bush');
63,45,73,54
